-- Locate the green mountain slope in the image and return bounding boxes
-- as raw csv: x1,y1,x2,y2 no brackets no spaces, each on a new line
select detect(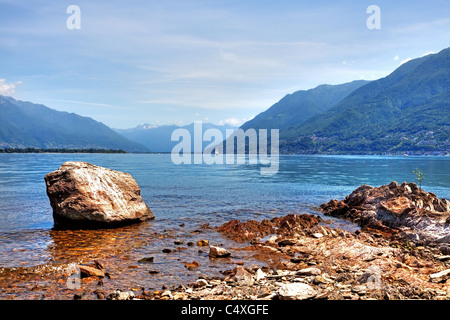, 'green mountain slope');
280,47,450,154
241,80,369,132
0,96,149,152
